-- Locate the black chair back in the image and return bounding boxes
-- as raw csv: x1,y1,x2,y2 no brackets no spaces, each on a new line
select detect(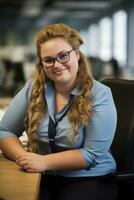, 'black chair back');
101,79,134,172
101,78,134,199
